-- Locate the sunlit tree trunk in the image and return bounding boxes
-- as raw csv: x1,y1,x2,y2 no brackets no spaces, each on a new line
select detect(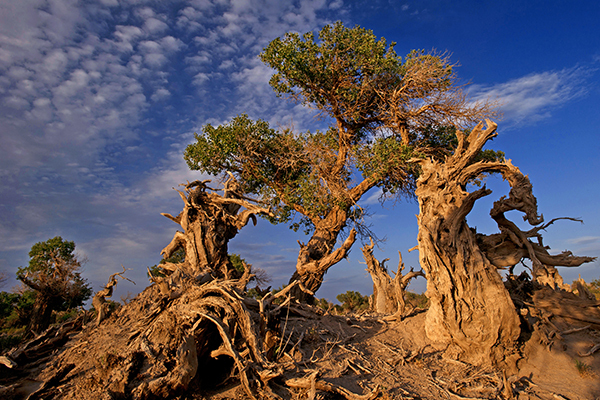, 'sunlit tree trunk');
362,238,425,316
161,177,271,281
288,207,356,302
414,120,521,366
